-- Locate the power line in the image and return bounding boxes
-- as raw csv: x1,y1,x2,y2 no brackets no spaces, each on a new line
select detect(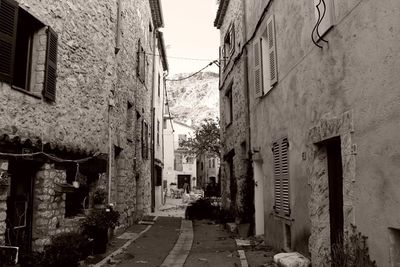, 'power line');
142,51,217,62
166,61,218,82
